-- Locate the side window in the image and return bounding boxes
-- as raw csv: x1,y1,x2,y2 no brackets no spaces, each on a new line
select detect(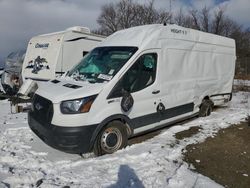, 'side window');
109,53,157,98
